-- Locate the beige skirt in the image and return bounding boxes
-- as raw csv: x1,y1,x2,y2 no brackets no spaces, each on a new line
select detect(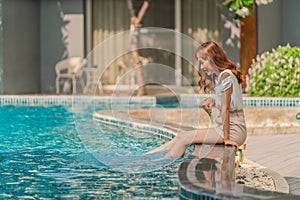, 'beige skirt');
213,110,247,146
